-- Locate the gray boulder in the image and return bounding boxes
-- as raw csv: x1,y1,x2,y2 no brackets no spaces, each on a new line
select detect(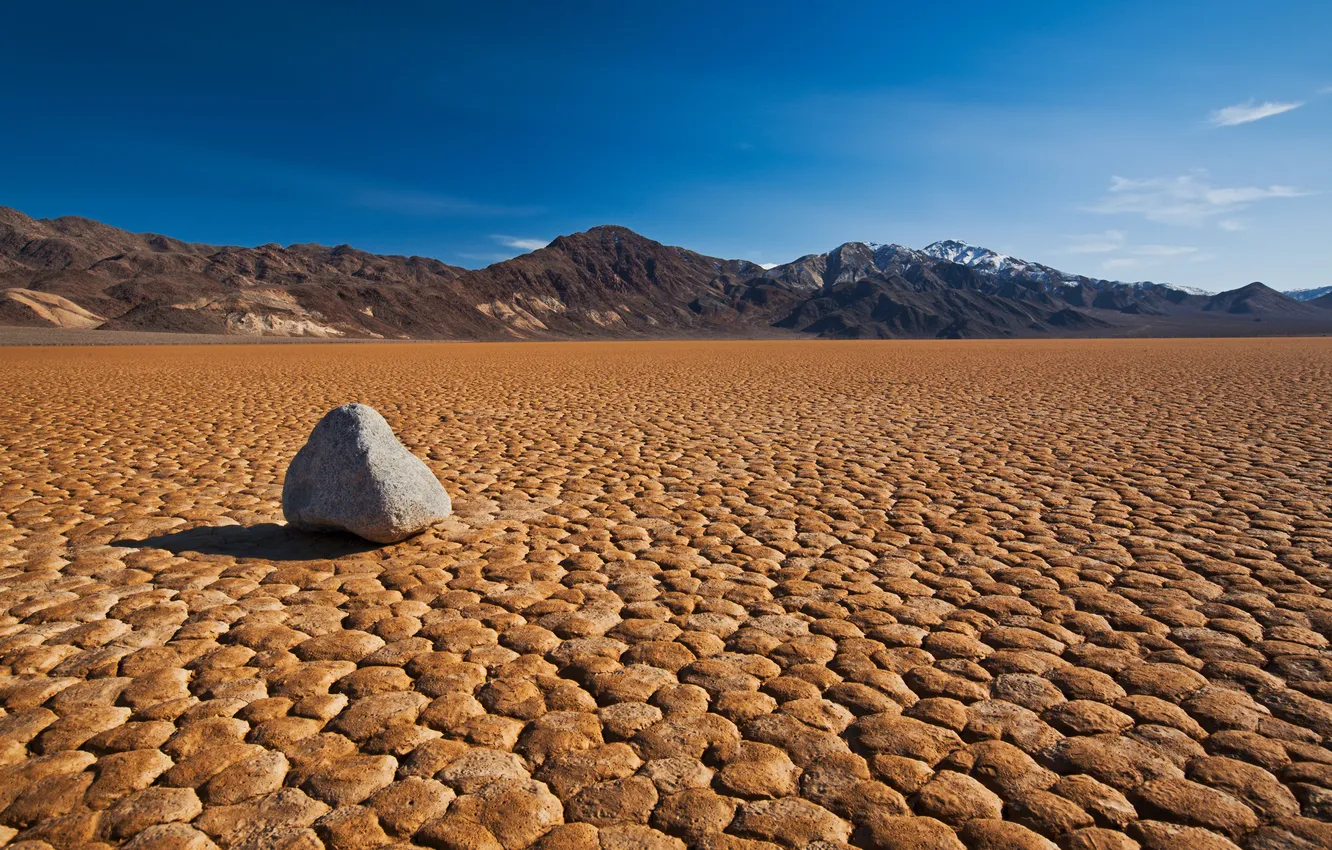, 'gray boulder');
282,403,452,543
